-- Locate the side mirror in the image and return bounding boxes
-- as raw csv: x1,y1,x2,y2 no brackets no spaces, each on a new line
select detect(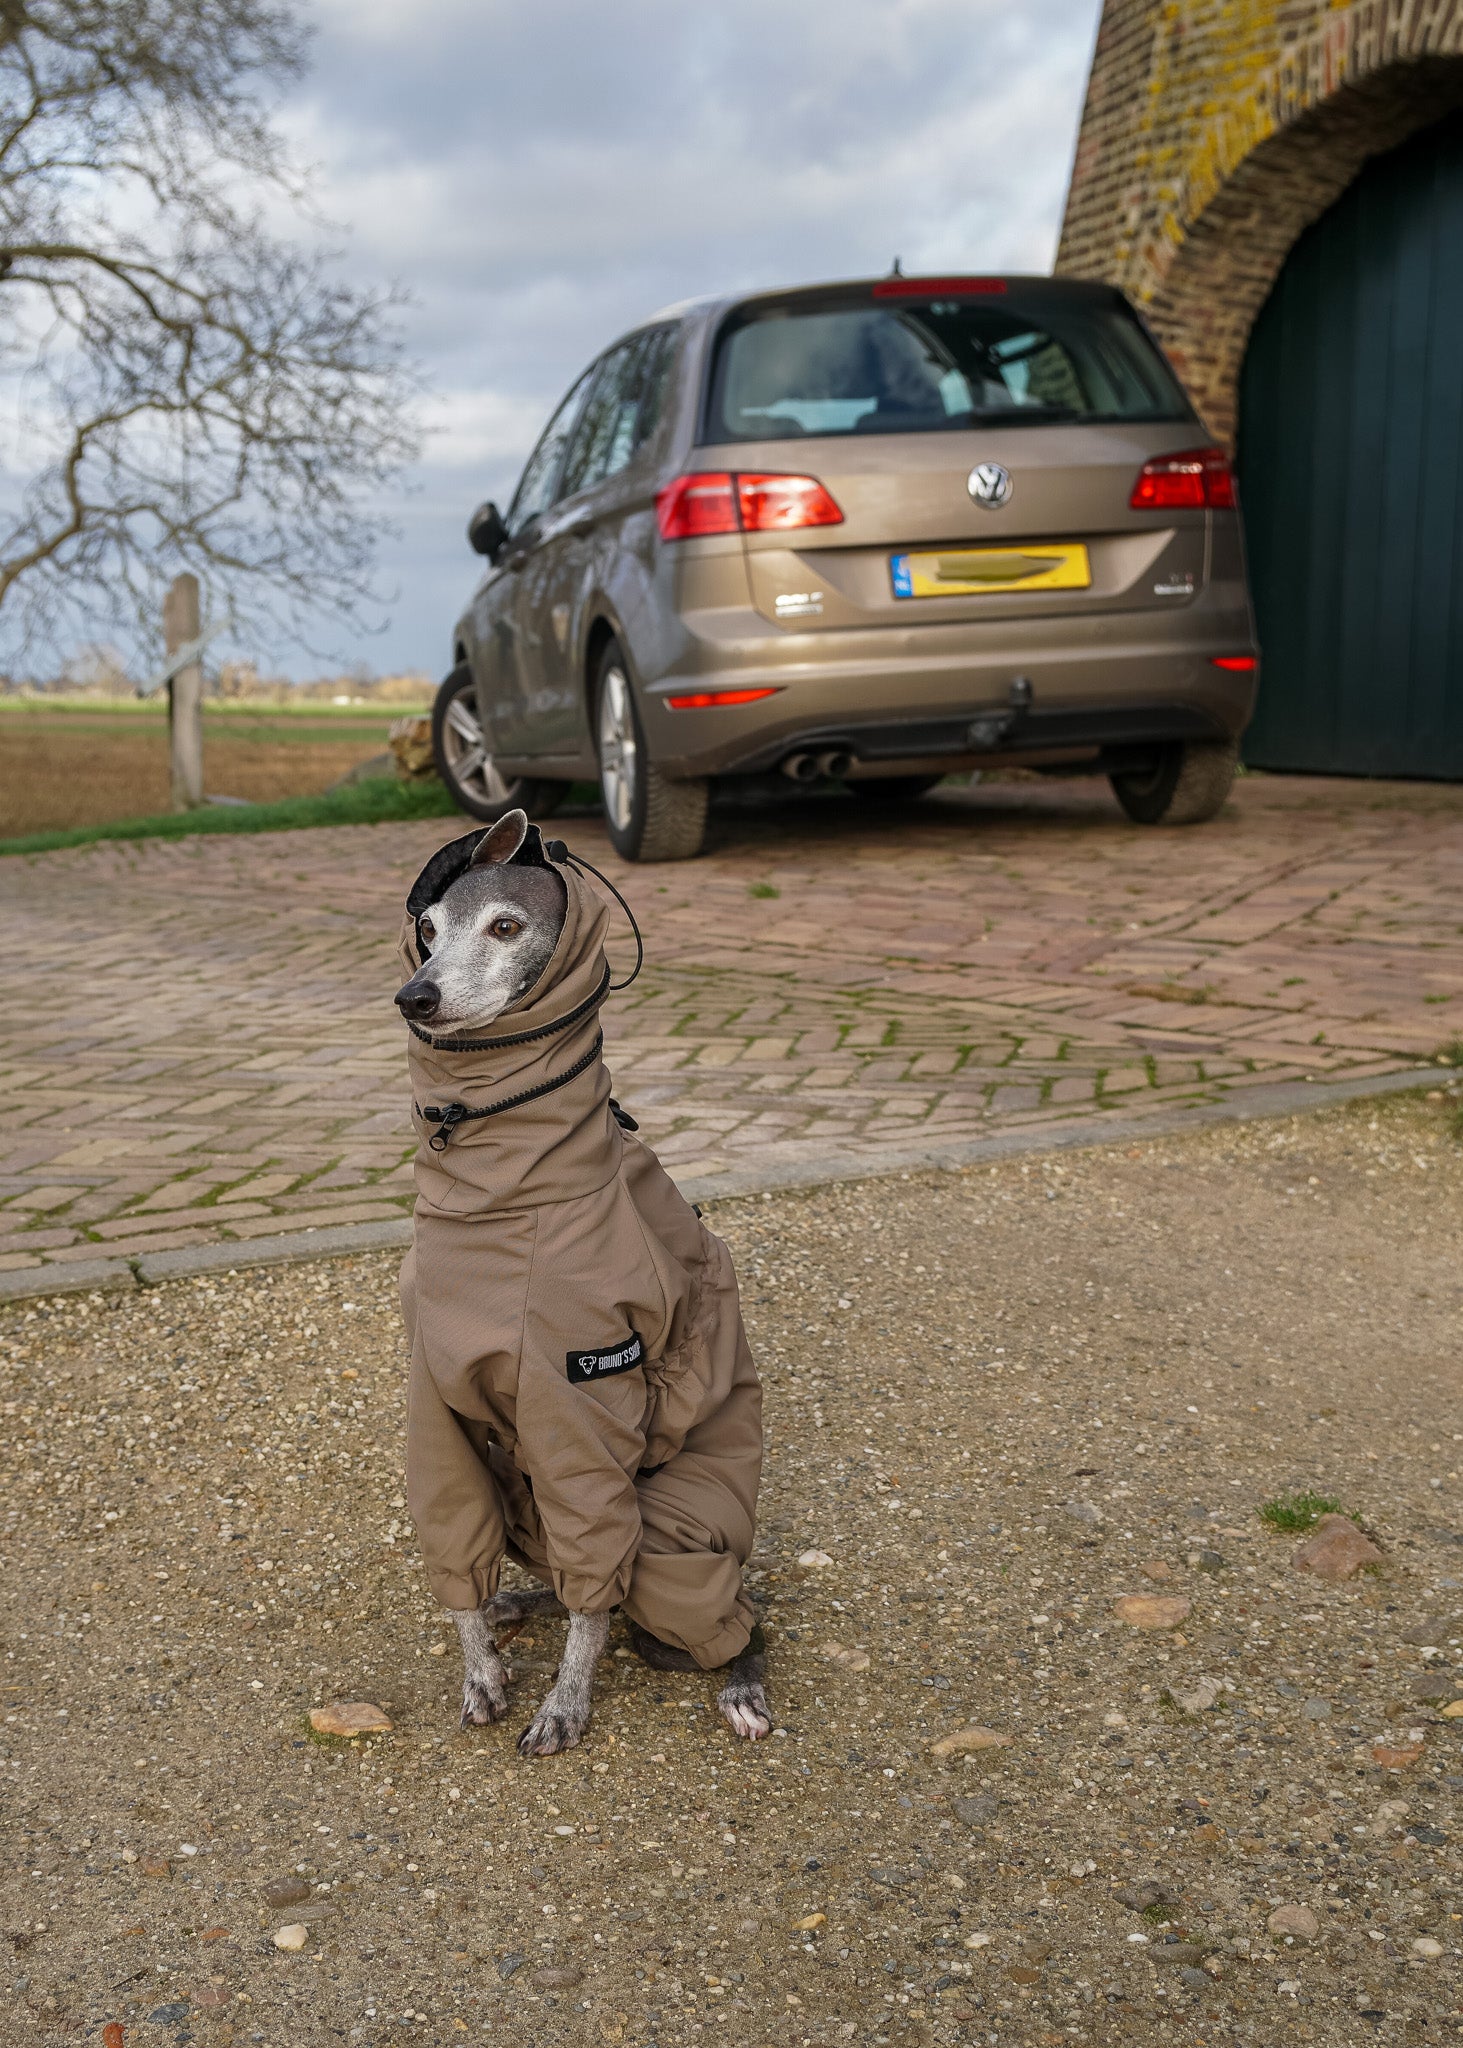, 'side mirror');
467,501,509,561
